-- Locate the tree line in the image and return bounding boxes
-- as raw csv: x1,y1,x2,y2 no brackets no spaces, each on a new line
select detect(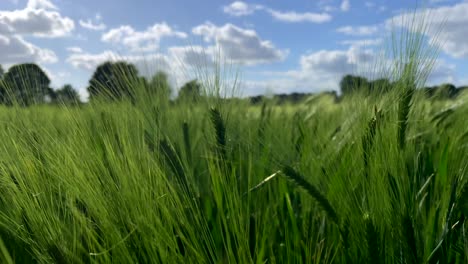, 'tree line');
250,74,468,105
0,62,201,106
0,64,80,106
339,74,467,99
87,61,202,103
0,62,465,107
